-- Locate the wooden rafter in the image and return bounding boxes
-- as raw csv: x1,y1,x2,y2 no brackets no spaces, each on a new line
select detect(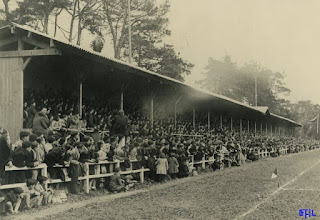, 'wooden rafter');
22,46,39,71
0,48,61,58
0,36,18,48
21,36,50,49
